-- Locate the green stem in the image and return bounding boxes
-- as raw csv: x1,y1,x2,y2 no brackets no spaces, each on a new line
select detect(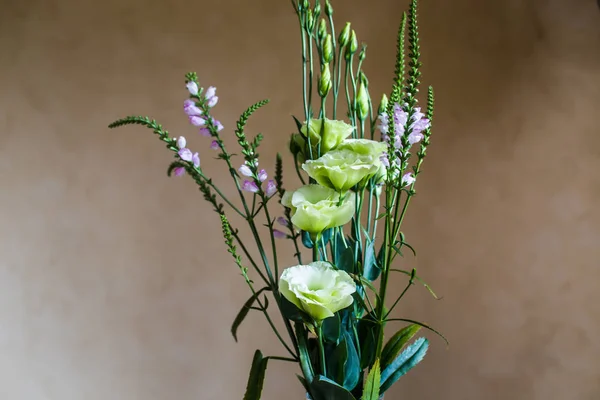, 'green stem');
317,323,327,376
